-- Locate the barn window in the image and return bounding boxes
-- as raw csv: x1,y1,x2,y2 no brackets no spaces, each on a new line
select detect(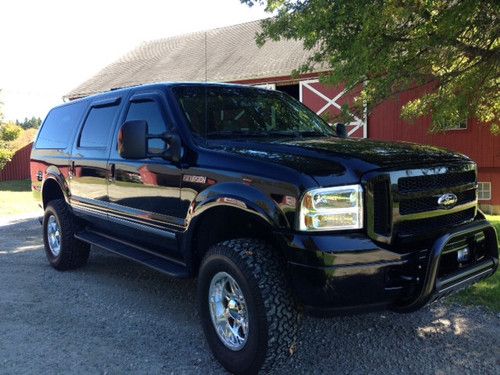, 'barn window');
448,119,468,130
478,182,492,200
